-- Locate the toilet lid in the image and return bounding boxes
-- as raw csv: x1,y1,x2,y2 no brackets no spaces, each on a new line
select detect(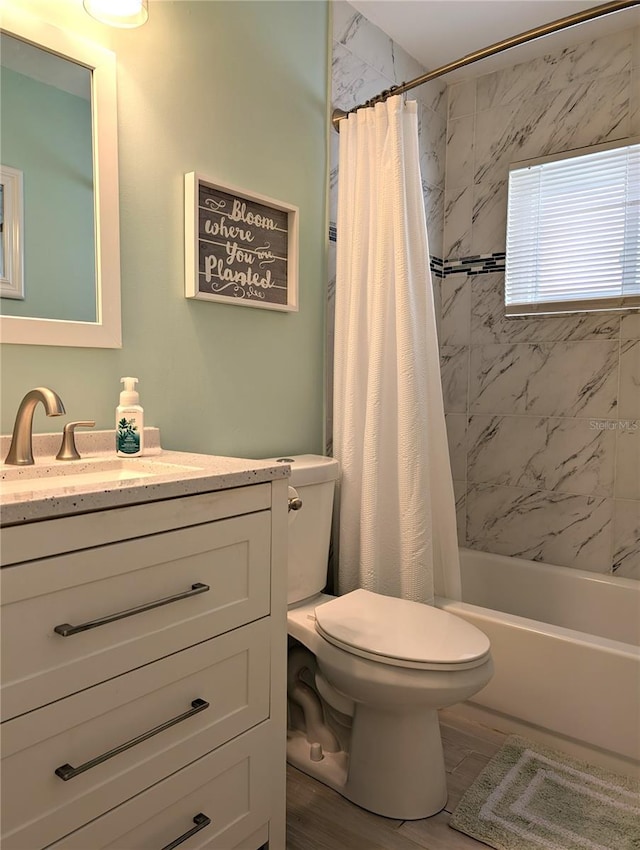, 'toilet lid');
314,589,491,670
